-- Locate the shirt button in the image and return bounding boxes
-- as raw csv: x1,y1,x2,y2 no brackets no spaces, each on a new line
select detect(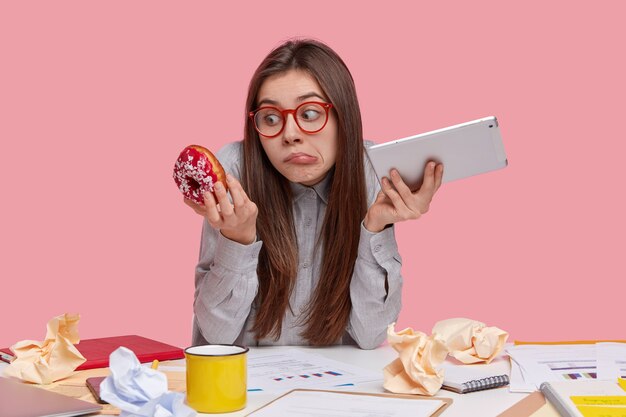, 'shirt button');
308,189,315,197
302,262,309,269
305,218,312,227
374,244,382,253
